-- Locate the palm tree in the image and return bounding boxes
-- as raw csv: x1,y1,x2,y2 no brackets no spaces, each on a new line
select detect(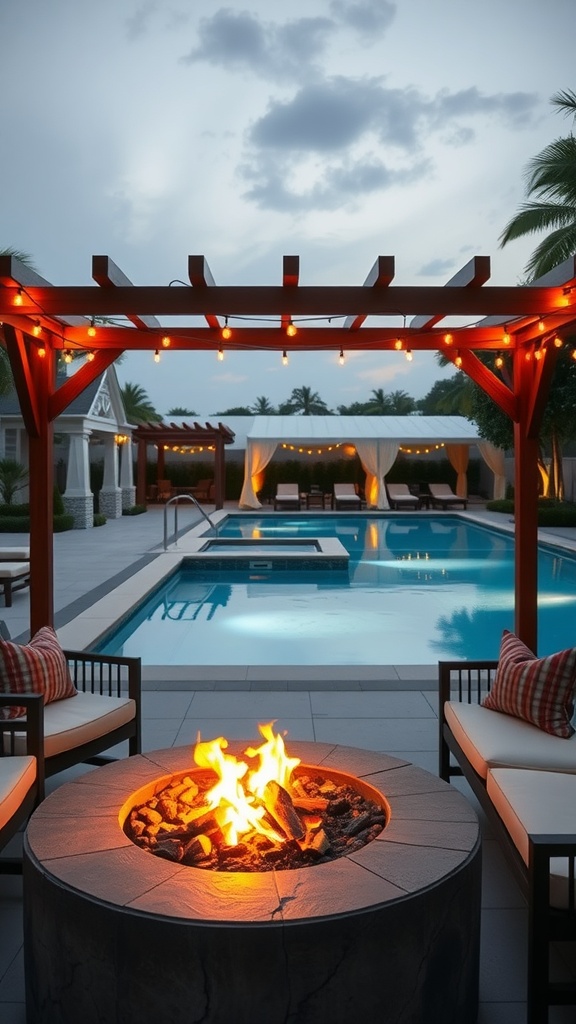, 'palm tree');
365,388,416,414
0,458,28,505
499,89,576,278
121,382,162,424
285,386,331,415
251,395,277,414
167,407,197,417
